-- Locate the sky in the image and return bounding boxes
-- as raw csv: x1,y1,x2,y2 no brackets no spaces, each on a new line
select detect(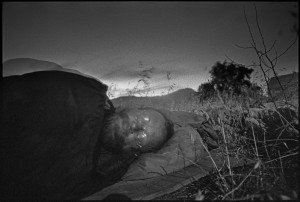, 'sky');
2,2,299,98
